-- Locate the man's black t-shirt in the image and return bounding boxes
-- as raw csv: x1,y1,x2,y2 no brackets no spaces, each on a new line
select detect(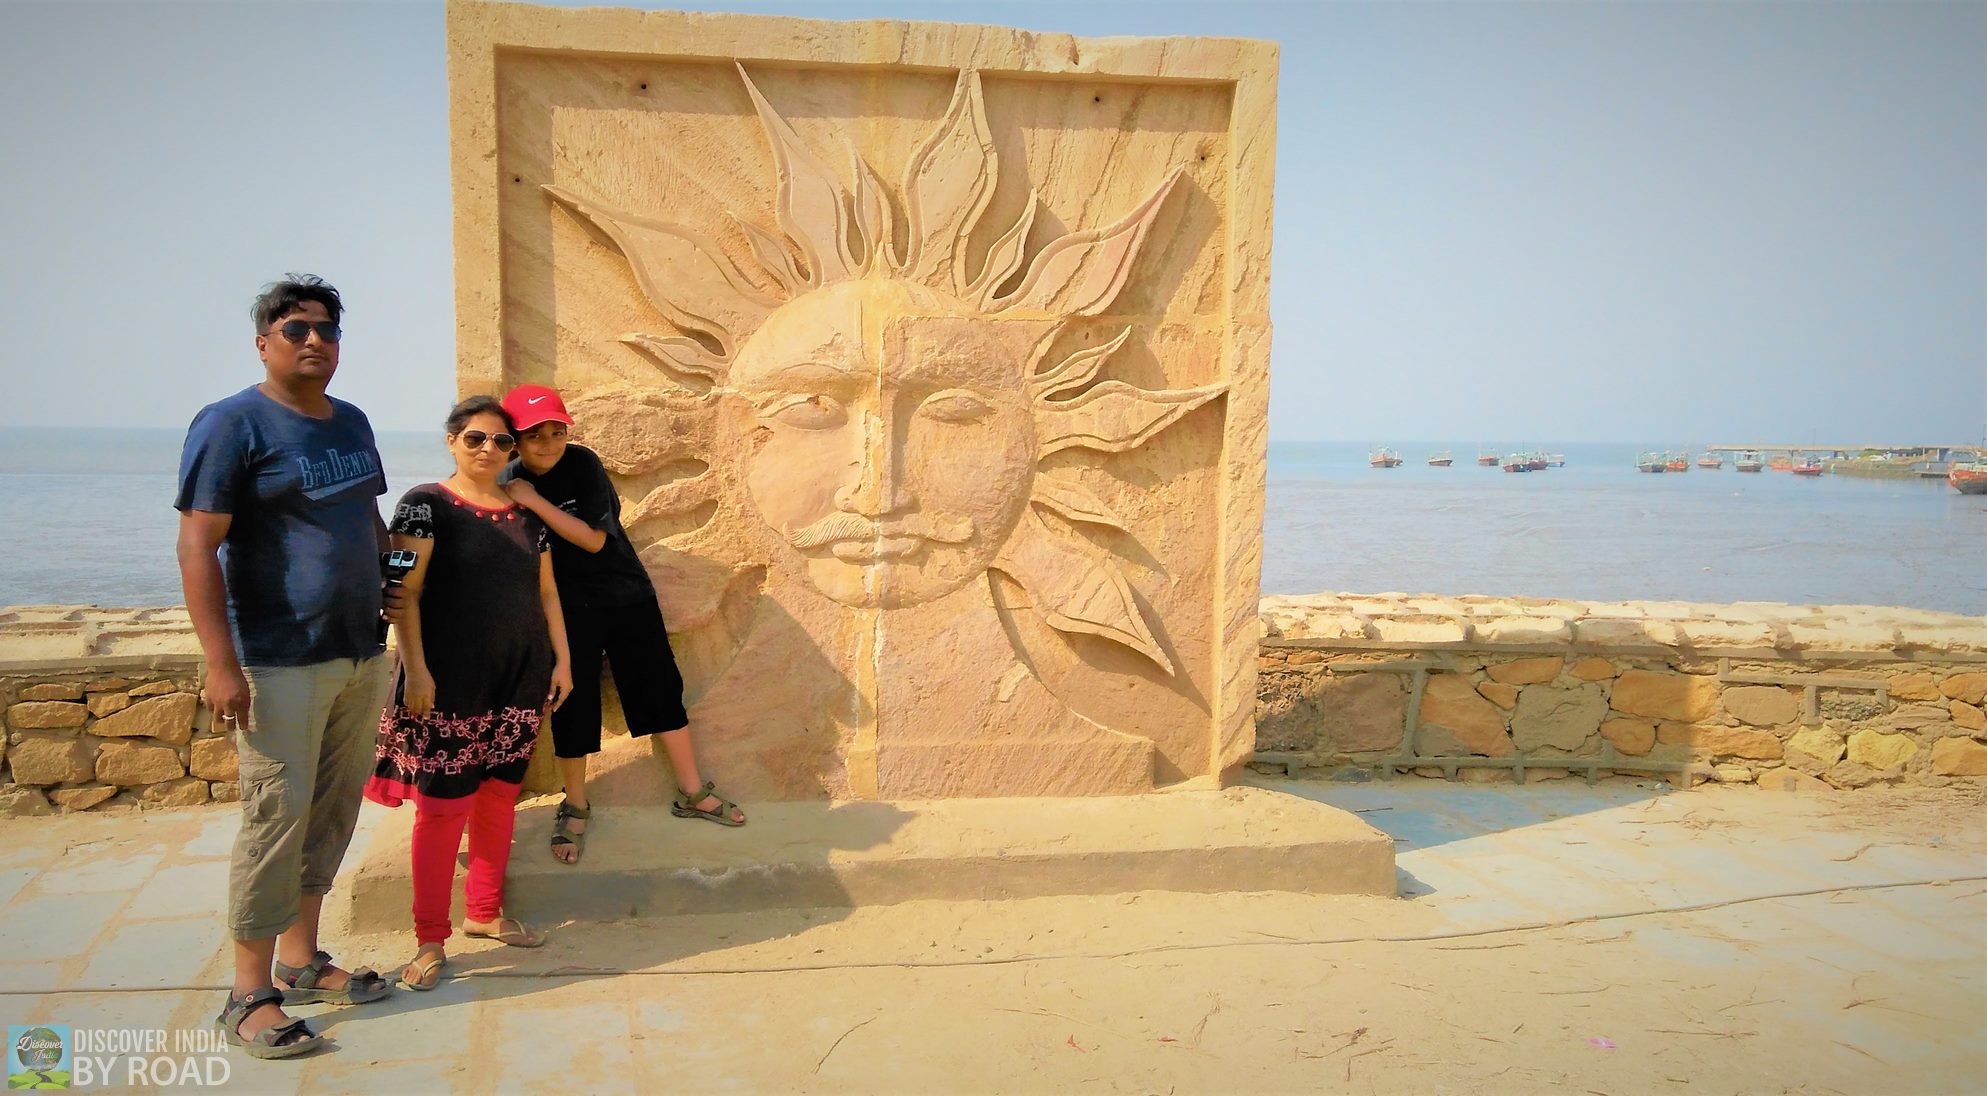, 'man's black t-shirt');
508,444,654,610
